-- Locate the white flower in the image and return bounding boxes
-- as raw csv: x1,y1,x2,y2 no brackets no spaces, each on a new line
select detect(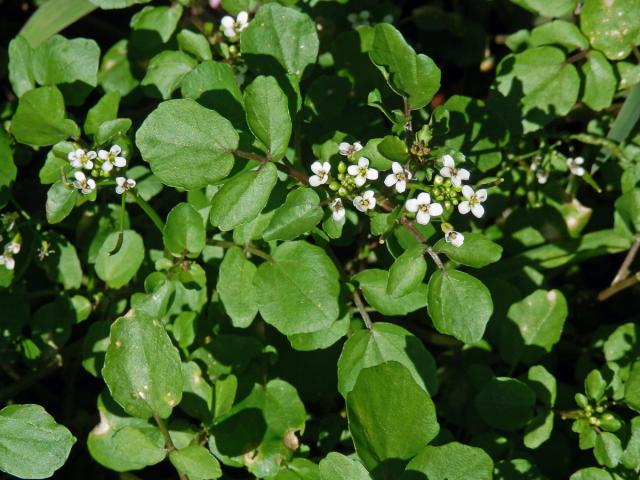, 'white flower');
353,190,376,213
72,171,96,195
338,141,363,157
99,145,127,172
567,156,585,176
221,11,249,39
536,170,549,184
347,157,378,187
444,229,464,247
458,185,487,218
405,192,443,225
309,161,331,187
0,255,15,270
331,198,346,222
4,241,20,255
439,154,470,187
115,177,137,195
68,148,97,170
384,162,412,193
